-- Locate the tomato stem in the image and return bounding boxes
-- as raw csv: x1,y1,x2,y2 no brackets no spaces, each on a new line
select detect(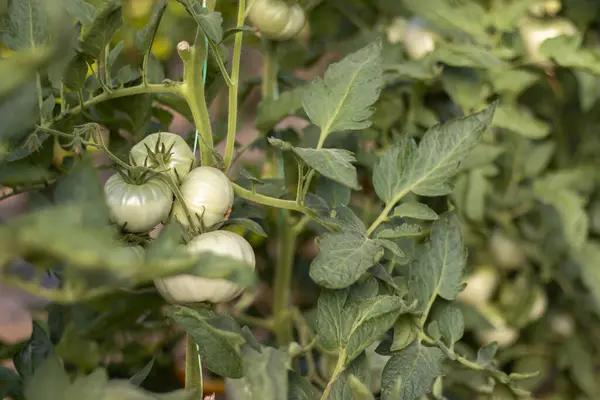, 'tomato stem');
185,334,204,399
180,28,214,167
223,0,246,173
